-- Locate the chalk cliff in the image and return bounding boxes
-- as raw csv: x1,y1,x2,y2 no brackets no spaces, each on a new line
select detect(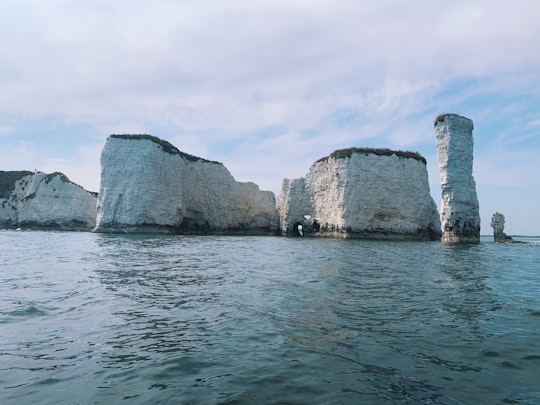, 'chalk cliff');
95,134,278,234
276,148,441,240
434,113,480,243
0,171,97,230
